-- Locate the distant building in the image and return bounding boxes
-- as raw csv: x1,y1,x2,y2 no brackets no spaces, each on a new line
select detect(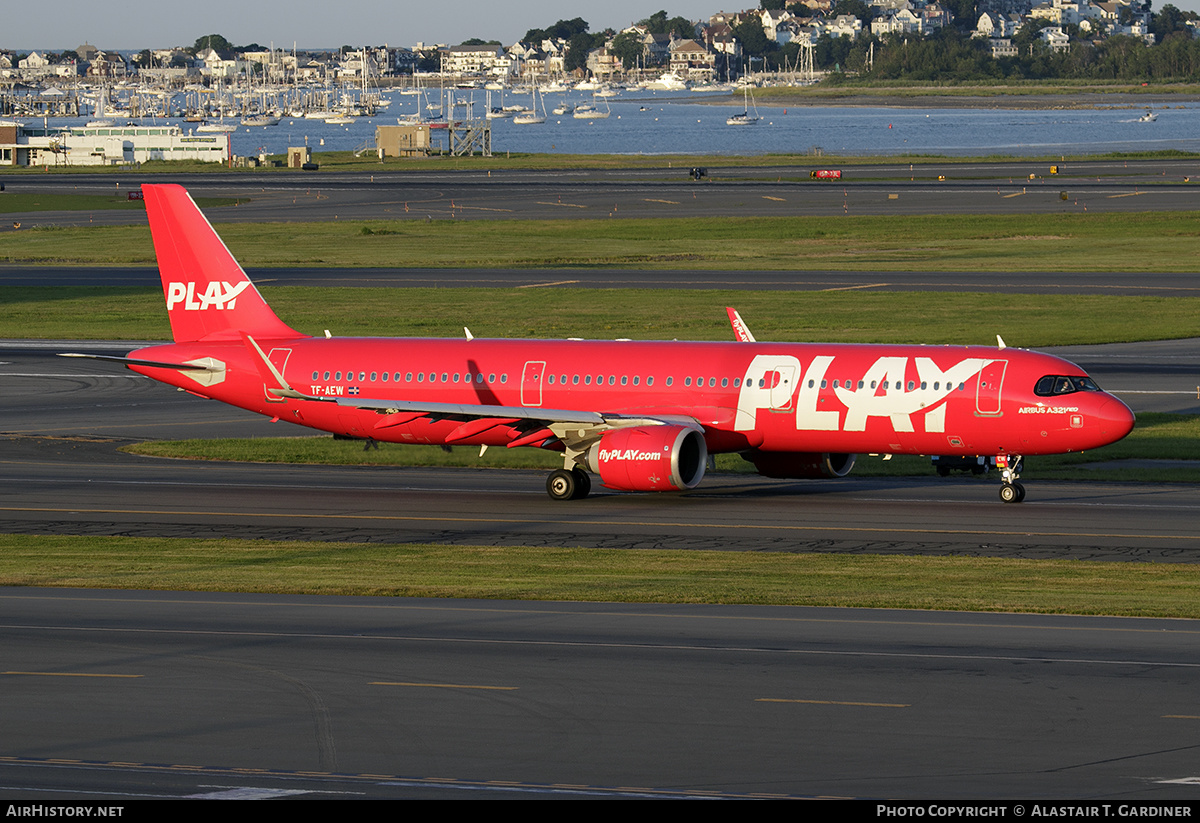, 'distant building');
0,121,230,167
669,39,716,80
442,44,505,75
